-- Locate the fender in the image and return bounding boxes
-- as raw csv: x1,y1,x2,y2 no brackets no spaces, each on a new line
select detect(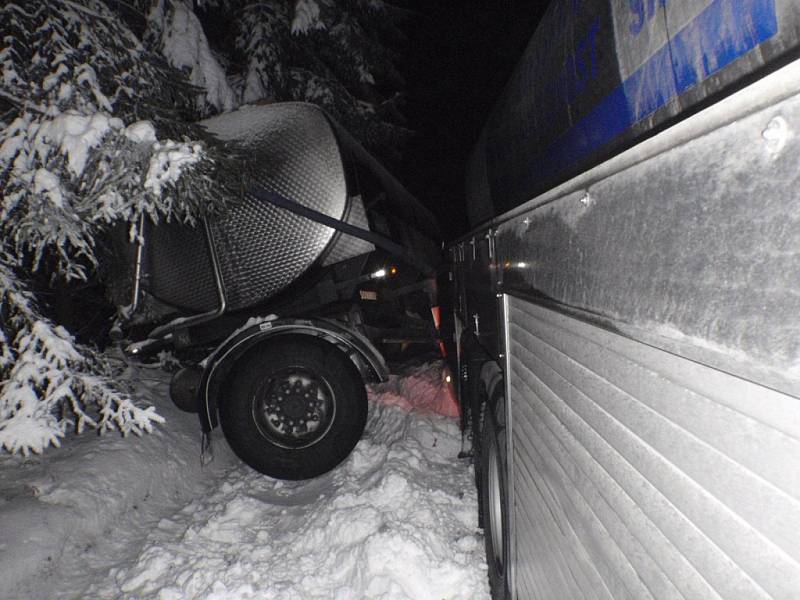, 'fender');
198,316,389,431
